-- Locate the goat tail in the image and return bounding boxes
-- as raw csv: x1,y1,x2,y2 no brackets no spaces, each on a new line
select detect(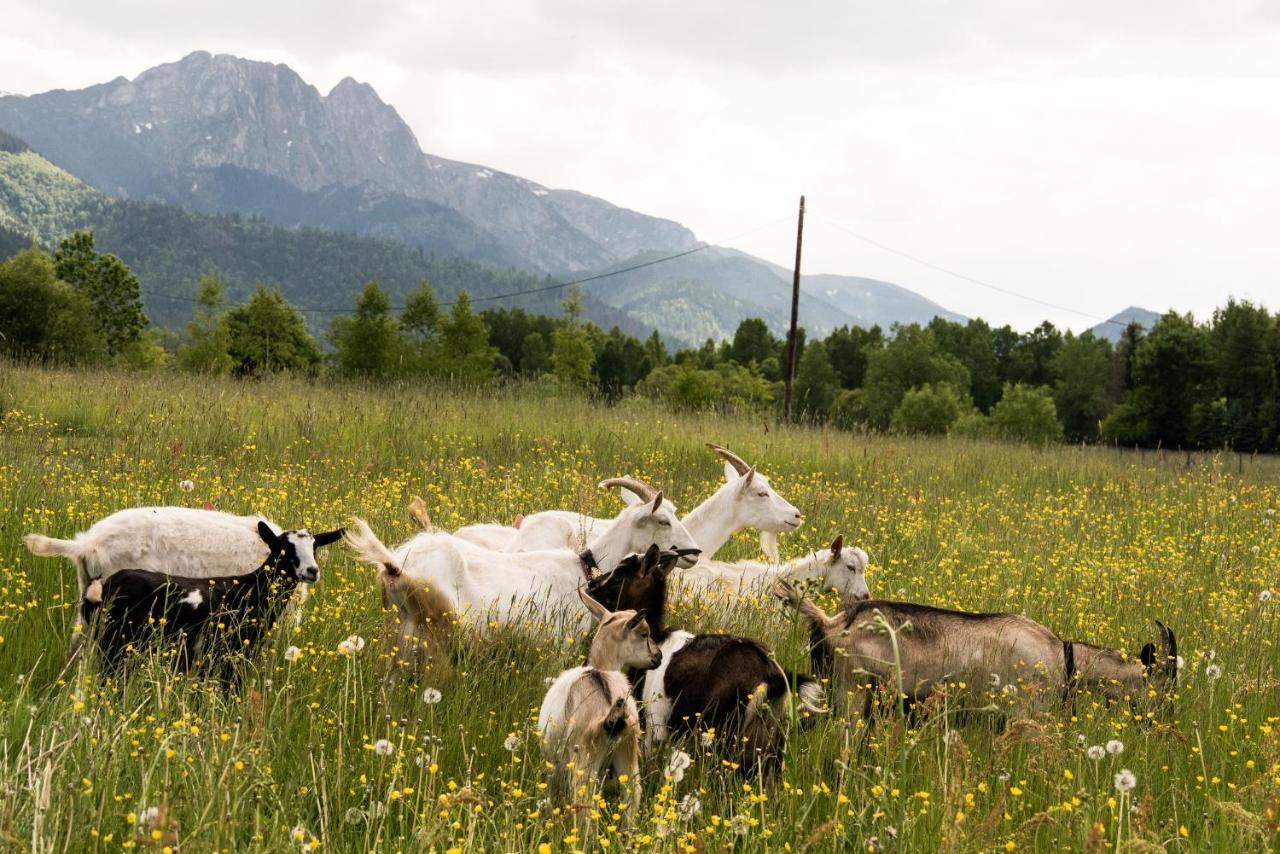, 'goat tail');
784,671,829,715
345,517,402,577
23,533,81,561
407,496,433,531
